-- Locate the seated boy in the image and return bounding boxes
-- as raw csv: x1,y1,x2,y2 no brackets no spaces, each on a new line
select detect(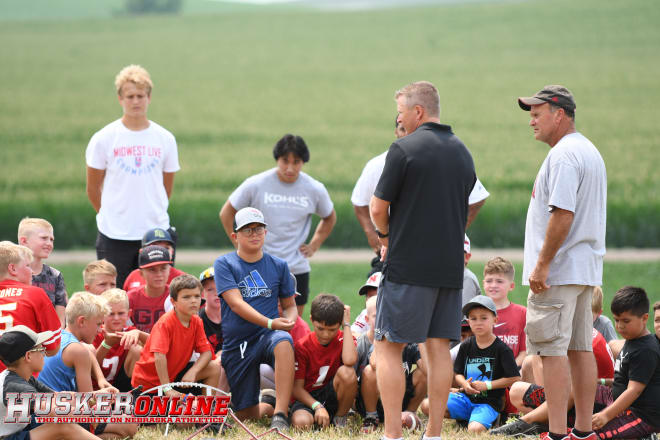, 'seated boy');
291,294,358,429
93,288,147,392
123,228,185,291
447,296,520,433
17,217,68,326
483,257,527,367
131,274,220,396
0,241,61,371
590,286,660,439
592,286,617,342
462,234,481,307
0,326,102,440
39,292,138,438
356,296,427,433
351,271,381,336
213,208,298,431
127,245,172,332
83,259,118,295
198,267,229,393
